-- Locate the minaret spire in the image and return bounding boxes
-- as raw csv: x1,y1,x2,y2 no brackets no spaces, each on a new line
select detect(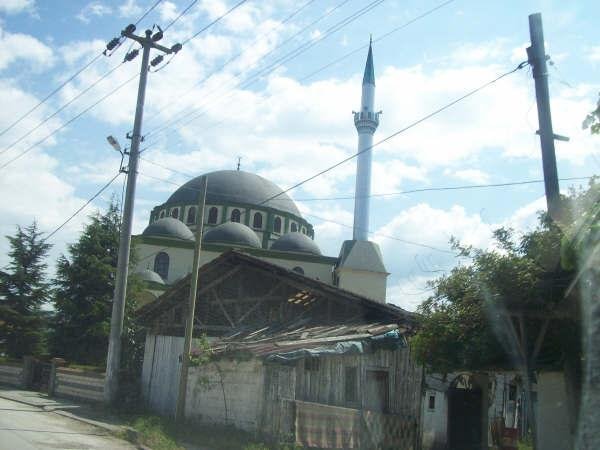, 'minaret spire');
352,38,380,241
